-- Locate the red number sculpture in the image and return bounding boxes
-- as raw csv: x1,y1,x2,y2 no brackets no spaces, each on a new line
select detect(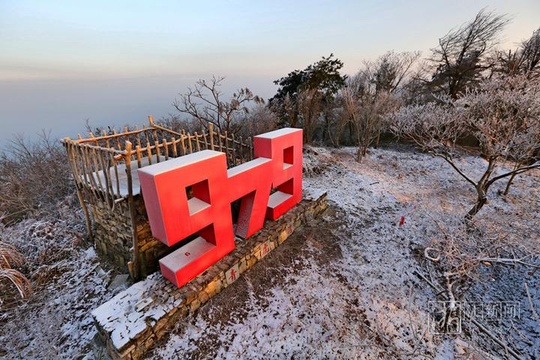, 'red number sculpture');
254,128,303,220
138,128,302,287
